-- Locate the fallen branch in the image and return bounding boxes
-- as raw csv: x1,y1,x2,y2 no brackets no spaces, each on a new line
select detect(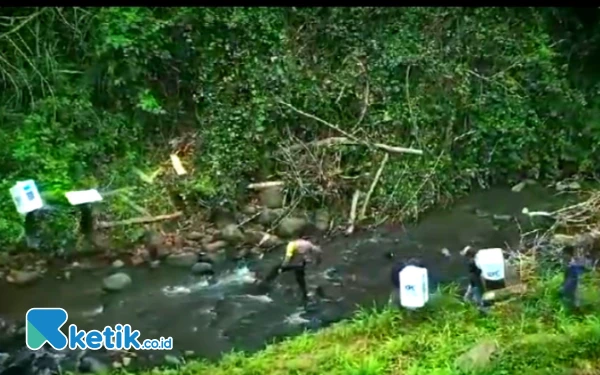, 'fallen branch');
236,211,262,228
97,212,183,229
281,136,423,155
277,101,423,156
360,153,389,220
346,190,361,235
247,181,285,190
482,284,528,302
